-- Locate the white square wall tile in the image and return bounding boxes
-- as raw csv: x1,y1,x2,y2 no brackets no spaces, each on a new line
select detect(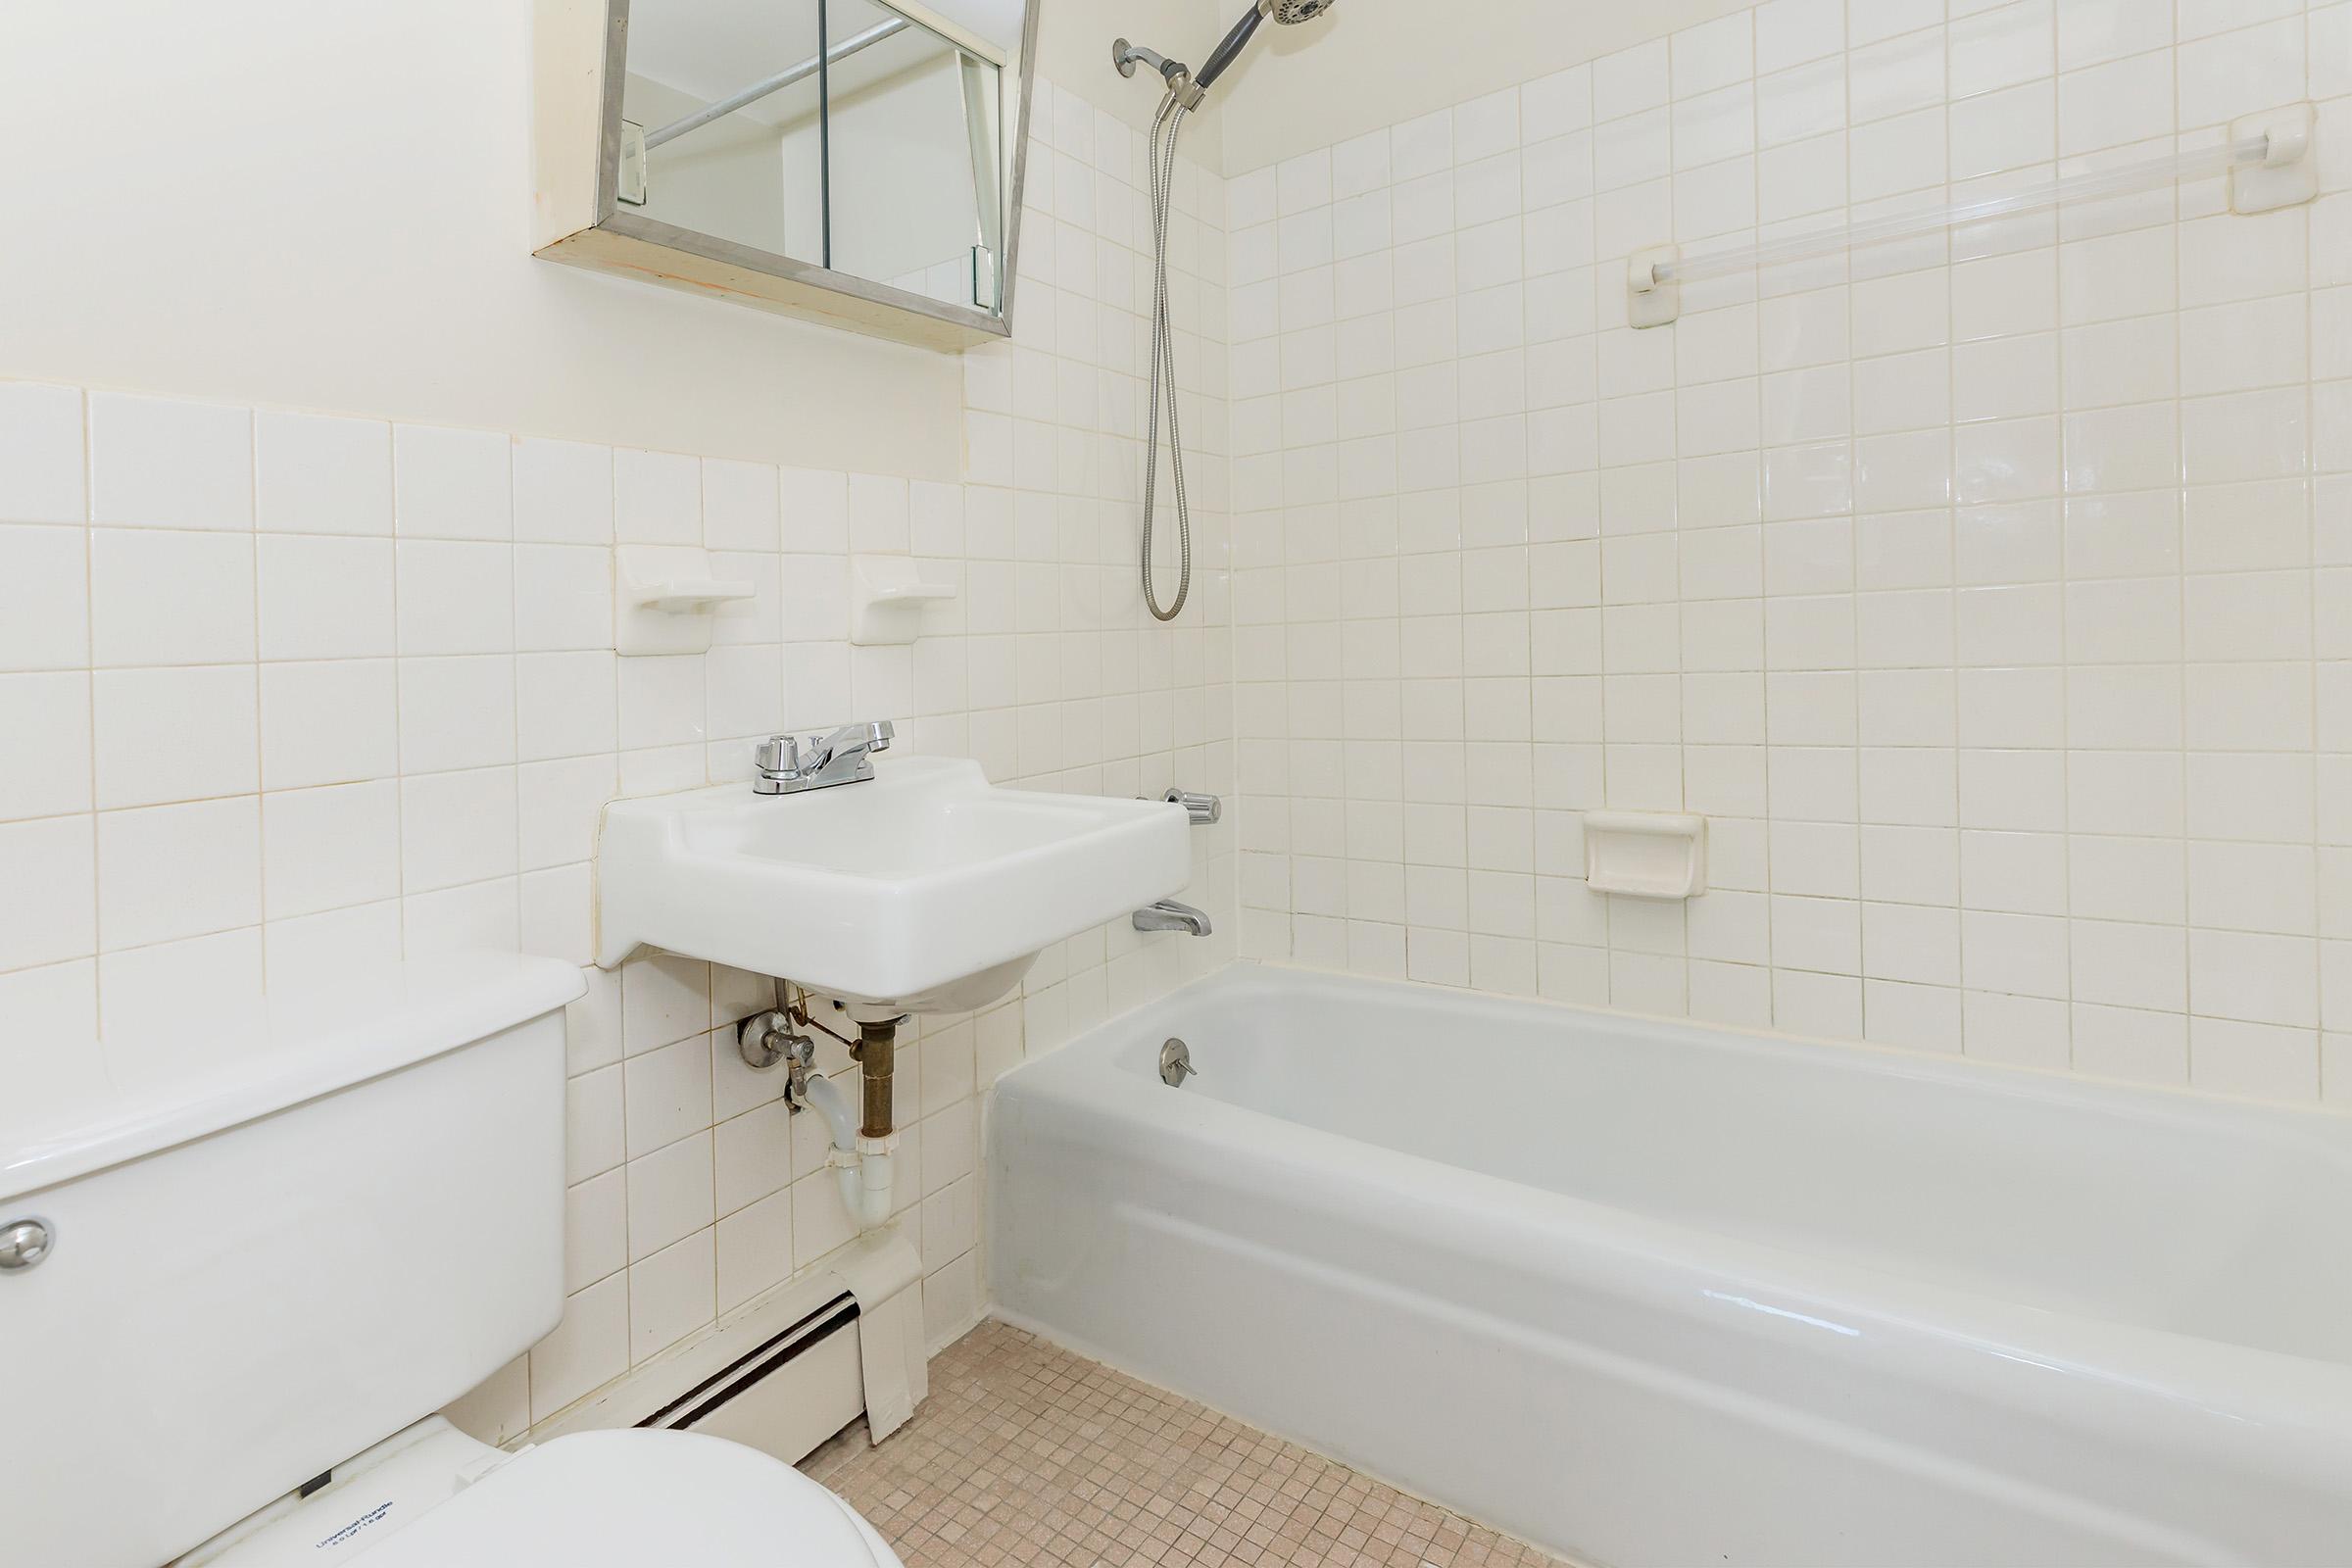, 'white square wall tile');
1454,89,1521,164
99,927,263,1038
514,438,613,544
1592,38,1671,121
848,473,910,554
405,876,519,957
262,780,401,918
0,672,92,822
625,1130,715,1261
715,1186,794,1313
780,466,849,553
518,755,617,871
620,951,710,1054
518,861,591,964
397,655,516,774
514,544,613,653
0,815,97,972
564,1168,628,1294
613,449,701,544
909,480,964,557
95,796,261,951
628,1230,714,1362
257,534,395,661
701,458,779,551
1673,11,1754,99
1754,0,1844,74
793,1168,856,1268
617,655,705,751
566,1064,625,1185
396,539,514,656
267,899,401,1003
91,665,258,810
88,529,255,667
400,766,518,893
623,1032,713,1157
0,958,96,1044
255,411,392,535
88,393,252,530
516,650,618,761
393,425,512,540
0,382,87,523
259,660,398,790
0,525,89,671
